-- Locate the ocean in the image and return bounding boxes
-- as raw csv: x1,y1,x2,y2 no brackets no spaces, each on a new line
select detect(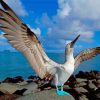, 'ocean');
0,51,100,81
